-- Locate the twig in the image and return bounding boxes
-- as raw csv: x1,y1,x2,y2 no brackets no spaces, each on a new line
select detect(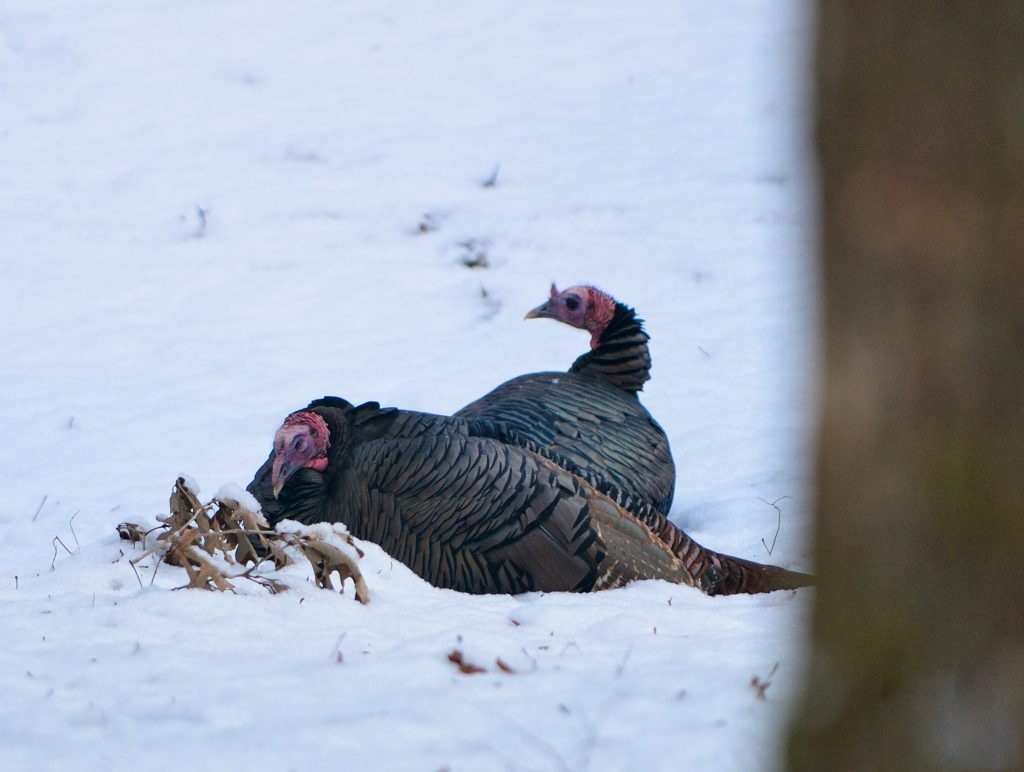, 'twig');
32,495,47,522
482,163,501,188
758,495,791,556
192,205,207,238
615,644,633,677
330,632,347,663
130,511,201,566
148,553,164,586
69,511,80,549
751,662,780,700
130,560,144,589
519,647,538,672
496,713,574,772
50,536,73,571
